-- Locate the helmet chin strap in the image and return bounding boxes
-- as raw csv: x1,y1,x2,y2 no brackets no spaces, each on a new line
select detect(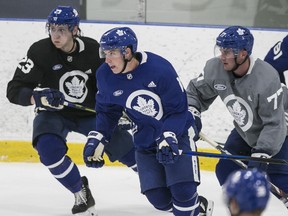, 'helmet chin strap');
120,54,134,73
230,55,249,75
